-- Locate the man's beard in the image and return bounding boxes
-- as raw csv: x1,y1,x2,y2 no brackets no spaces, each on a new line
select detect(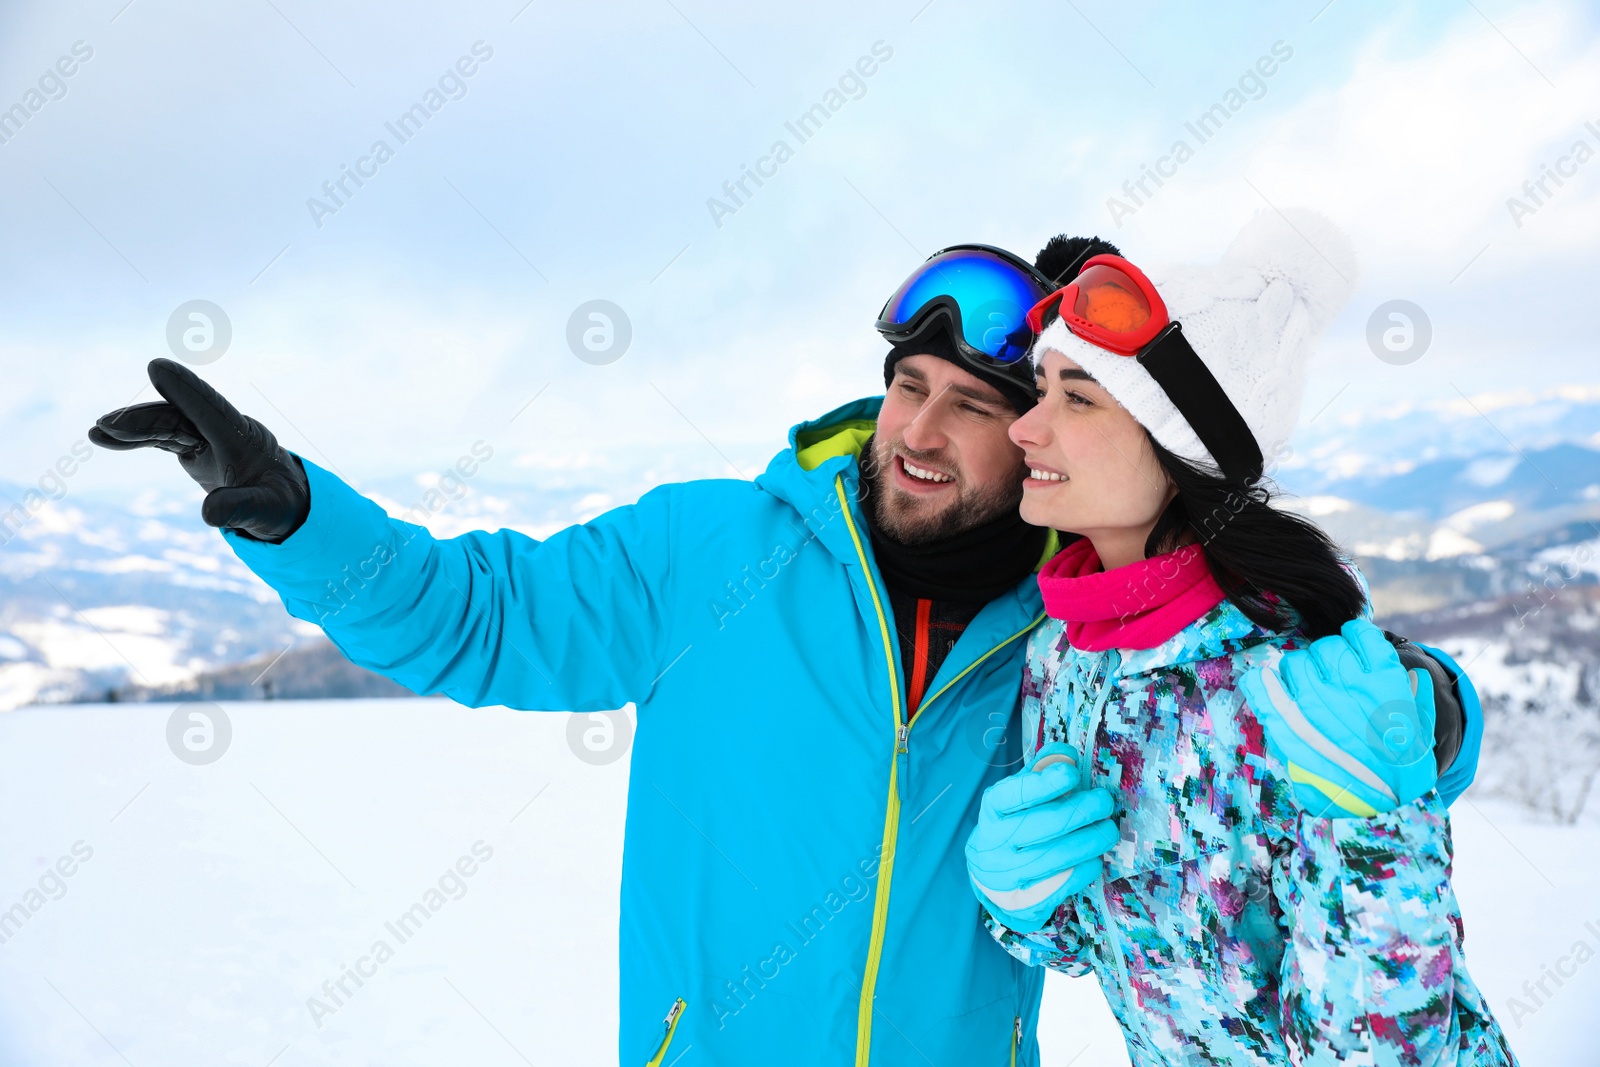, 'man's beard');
859,433,1027,546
